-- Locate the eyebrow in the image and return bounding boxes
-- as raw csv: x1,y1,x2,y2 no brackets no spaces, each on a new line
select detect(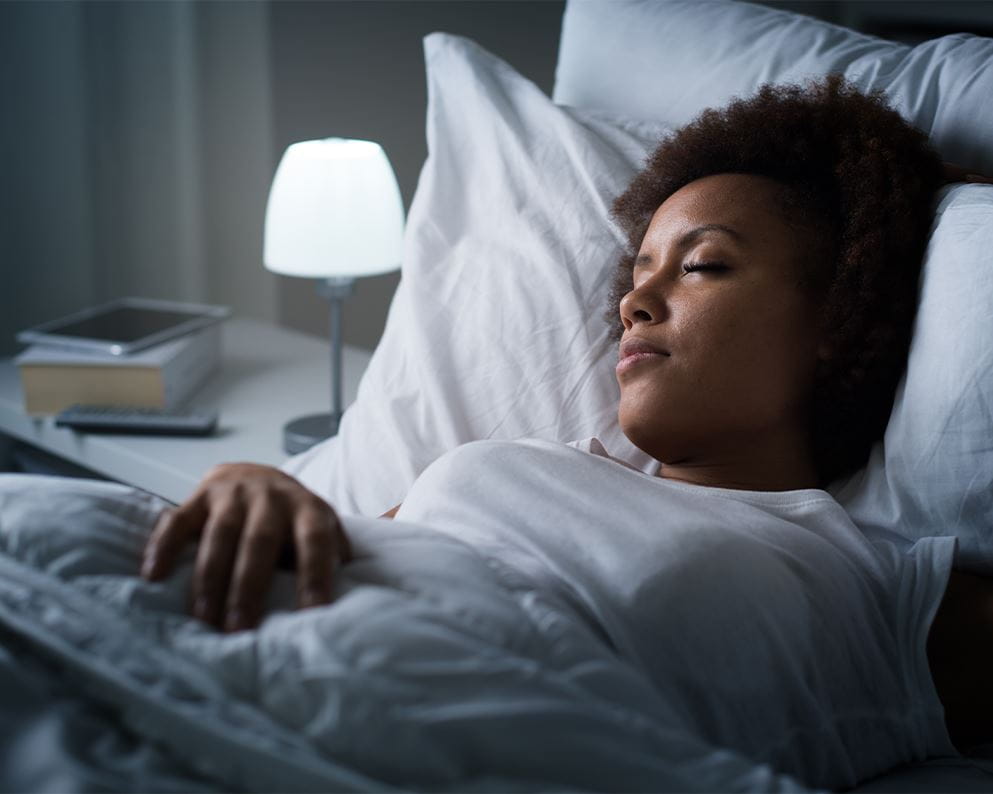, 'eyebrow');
635,223,744,266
